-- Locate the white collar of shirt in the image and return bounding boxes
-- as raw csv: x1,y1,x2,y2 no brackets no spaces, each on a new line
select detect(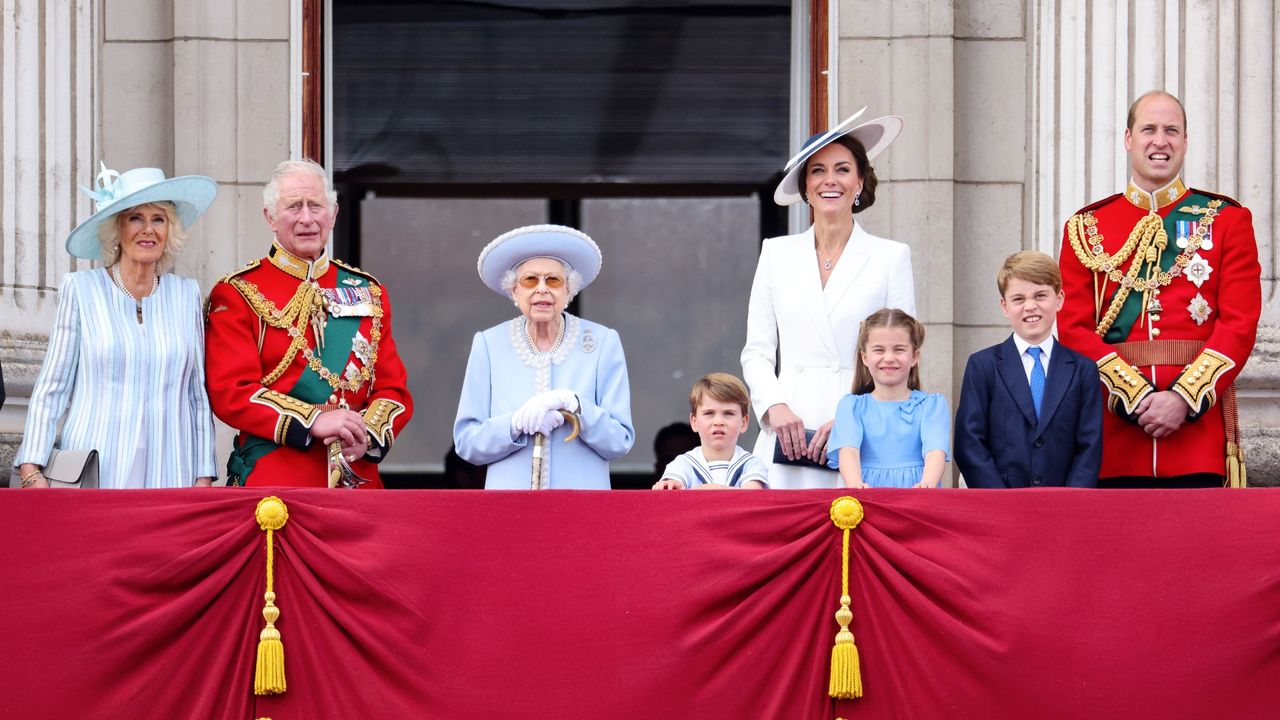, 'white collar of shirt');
1012,334,1054,383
